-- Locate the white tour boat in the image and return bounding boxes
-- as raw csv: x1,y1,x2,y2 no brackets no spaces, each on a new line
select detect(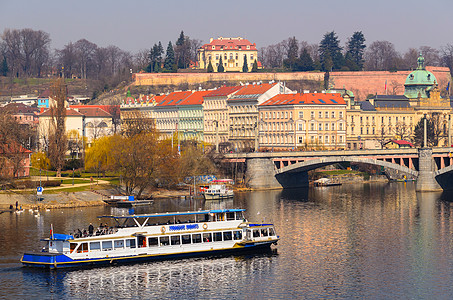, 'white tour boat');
21,209,279,269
